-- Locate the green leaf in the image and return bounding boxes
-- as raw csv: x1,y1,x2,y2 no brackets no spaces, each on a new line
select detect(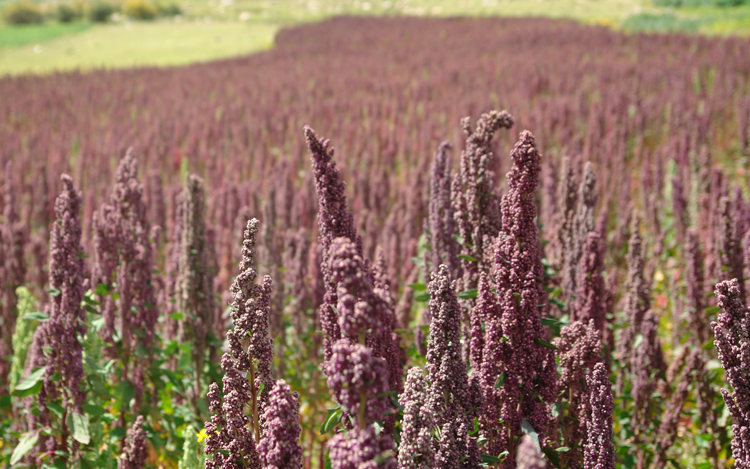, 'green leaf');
410,257,424,268
542,447,562,469
494,371,507,388
534,337,558,351
320,408,342,435
555,446,570,452
695,462,713,469
13,367,46,396
83,403,106,417
706,359,723,370
408,283,427,292
452,234,465,246
415,293,430,302
458,254,478,262
541,317,559,326
48,402,65,419
22,311,49,321
706,306,721,315
11,430,39,465
633,333,644,350
169,312,184,321
48,288,61,297
70,412,90,445
480,453,504,463
550,298,565,309
458,289,478,299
